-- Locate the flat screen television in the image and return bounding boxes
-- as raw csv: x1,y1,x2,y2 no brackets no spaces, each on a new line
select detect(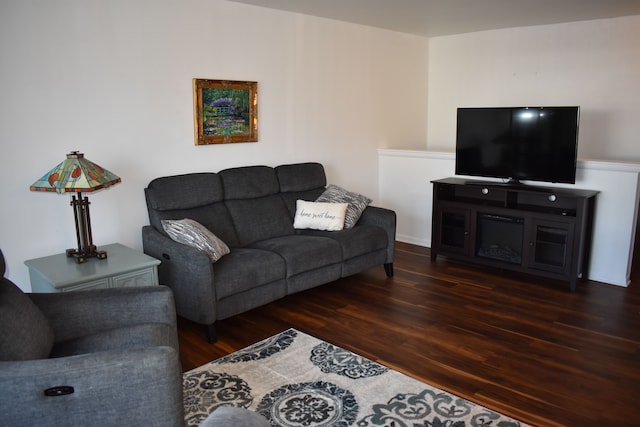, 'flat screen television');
455,106,580,185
